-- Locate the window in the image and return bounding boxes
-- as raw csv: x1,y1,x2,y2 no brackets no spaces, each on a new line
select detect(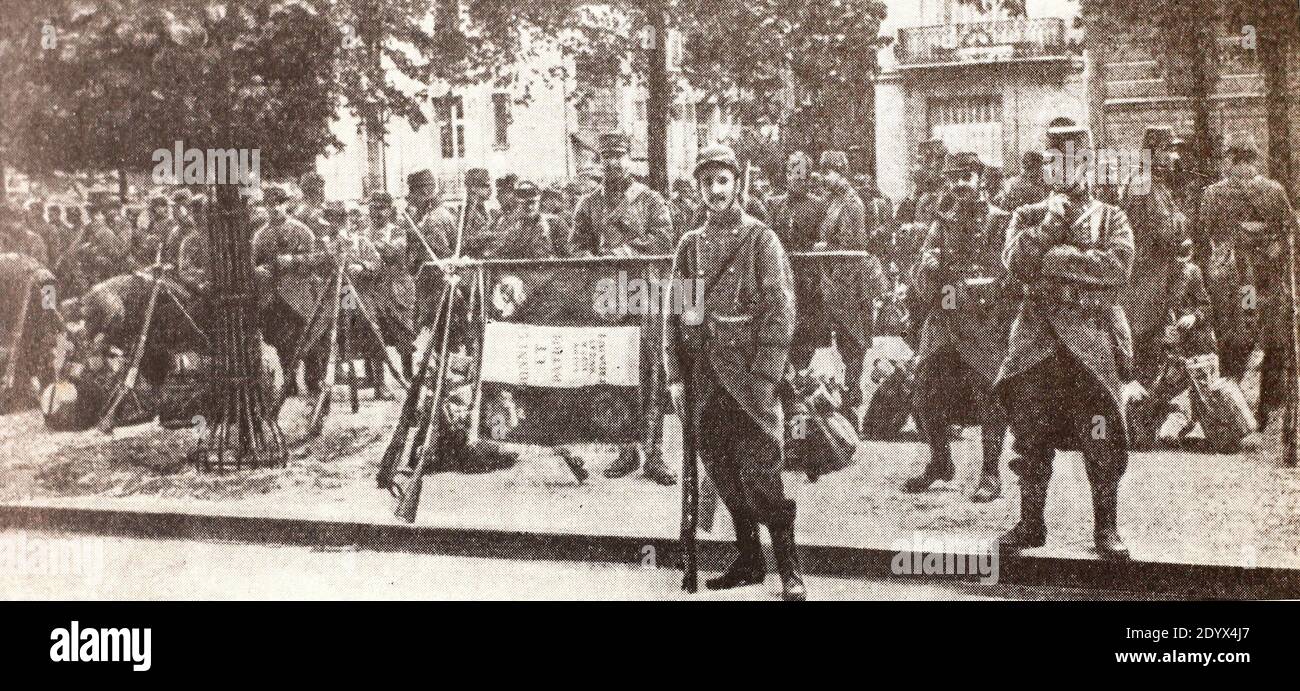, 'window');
492,93,511,150
434,95,465,159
